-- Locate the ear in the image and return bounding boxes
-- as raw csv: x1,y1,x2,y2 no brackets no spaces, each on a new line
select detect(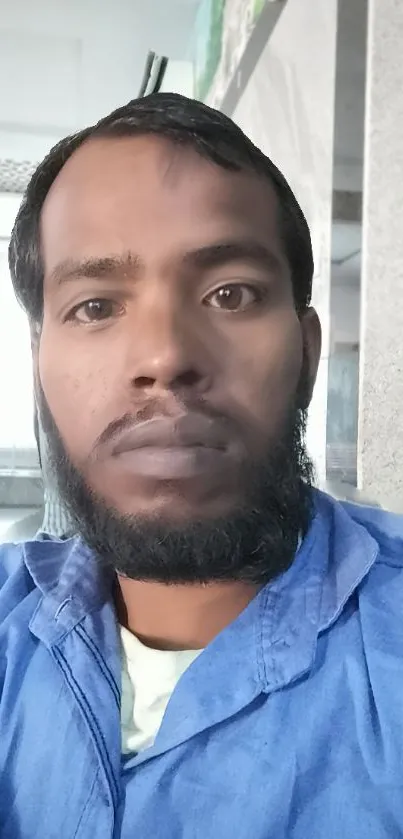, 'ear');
300,307,322,408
